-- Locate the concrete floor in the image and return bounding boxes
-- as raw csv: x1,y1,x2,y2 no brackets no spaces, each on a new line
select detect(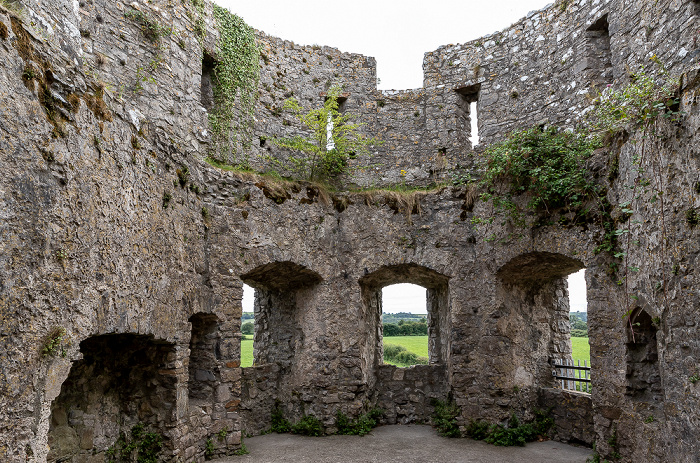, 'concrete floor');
217,425,593,463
